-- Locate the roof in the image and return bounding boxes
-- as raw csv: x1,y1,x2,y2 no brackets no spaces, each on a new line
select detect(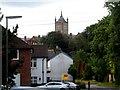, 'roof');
14,36,32,49
48,50,60,60
48,50,72,61
23,35,40,45
56,11,67,23
32,45,48,58
1,25,32,49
